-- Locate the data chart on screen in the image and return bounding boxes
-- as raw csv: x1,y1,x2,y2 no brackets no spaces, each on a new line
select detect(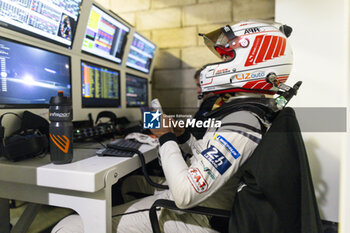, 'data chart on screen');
82,5,129,64
0,0,83,48
81,61,120,108
126,73,148,107
126,33,156,74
